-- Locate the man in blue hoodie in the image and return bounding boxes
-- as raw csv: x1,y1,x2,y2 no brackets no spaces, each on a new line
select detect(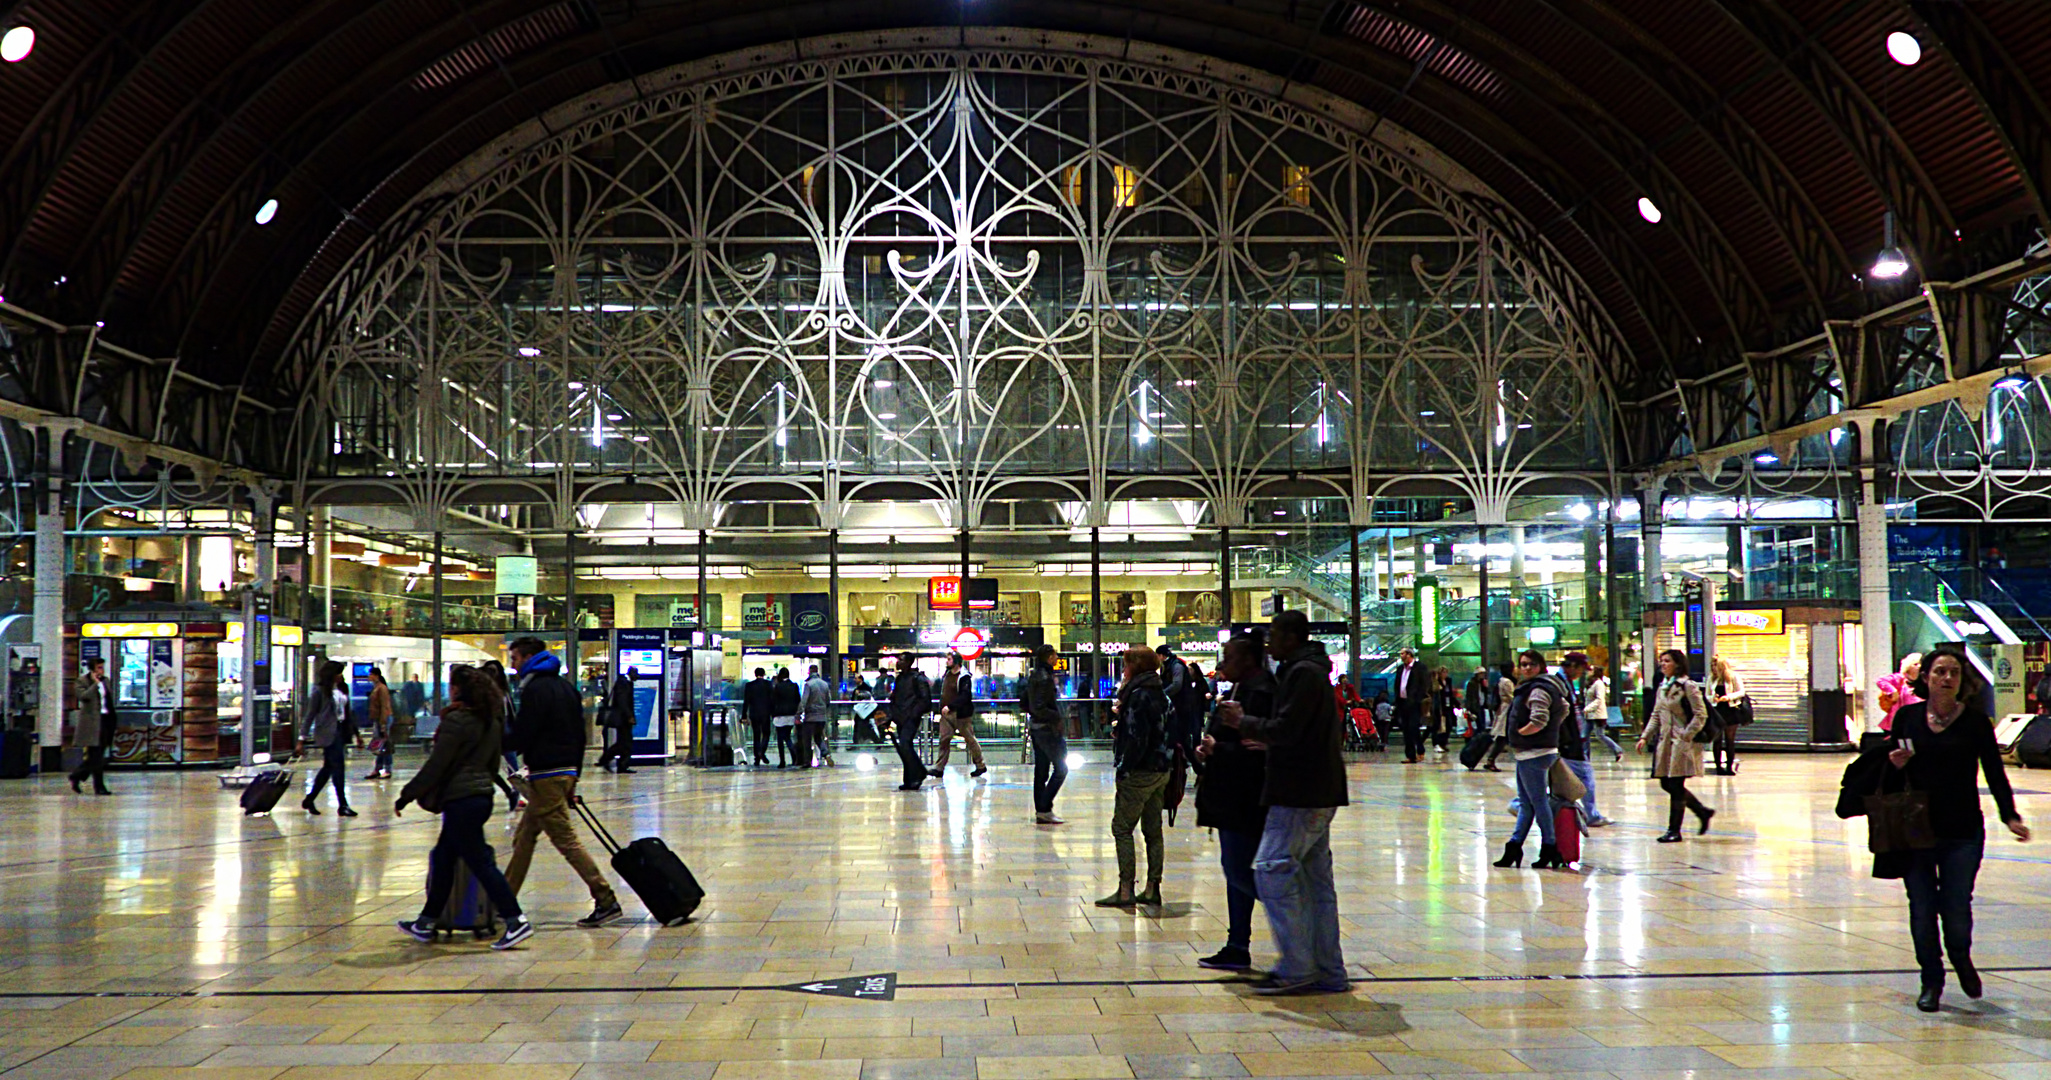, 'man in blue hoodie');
503,637,622,927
